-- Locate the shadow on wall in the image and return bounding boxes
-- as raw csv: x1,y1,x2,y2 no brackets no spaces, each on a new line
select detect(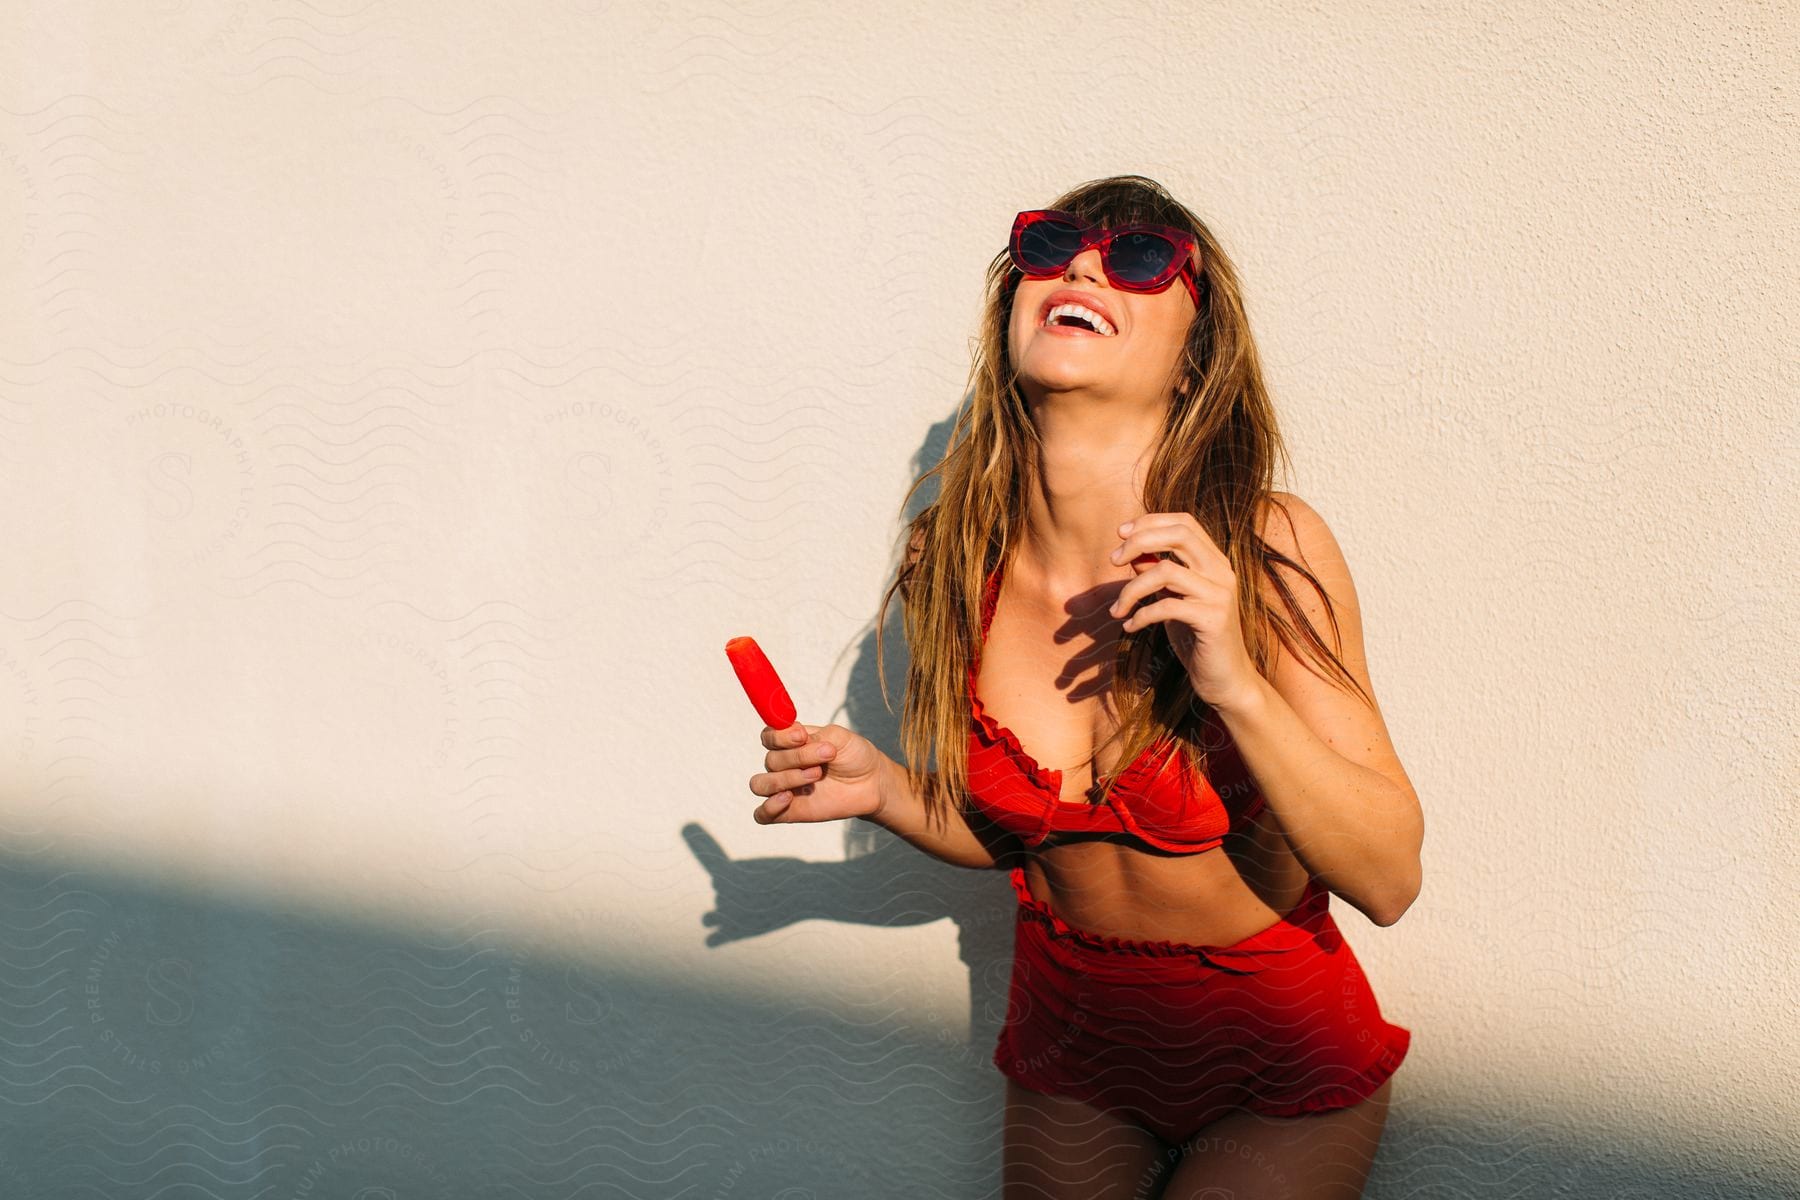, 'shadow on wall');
2,413,1792,1198
3,853,1792,1198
